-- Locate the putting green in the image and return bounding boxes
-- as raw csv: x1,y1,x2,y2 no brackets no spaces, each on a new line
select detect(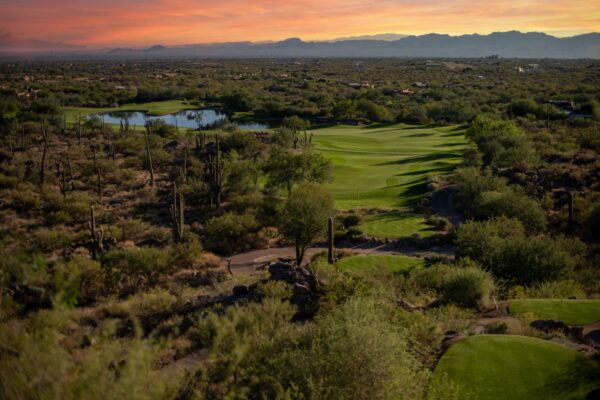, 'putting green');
430,335,599,400
311,124,467,210
336,254,423,274
358,212,436,239
510,299,600,325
